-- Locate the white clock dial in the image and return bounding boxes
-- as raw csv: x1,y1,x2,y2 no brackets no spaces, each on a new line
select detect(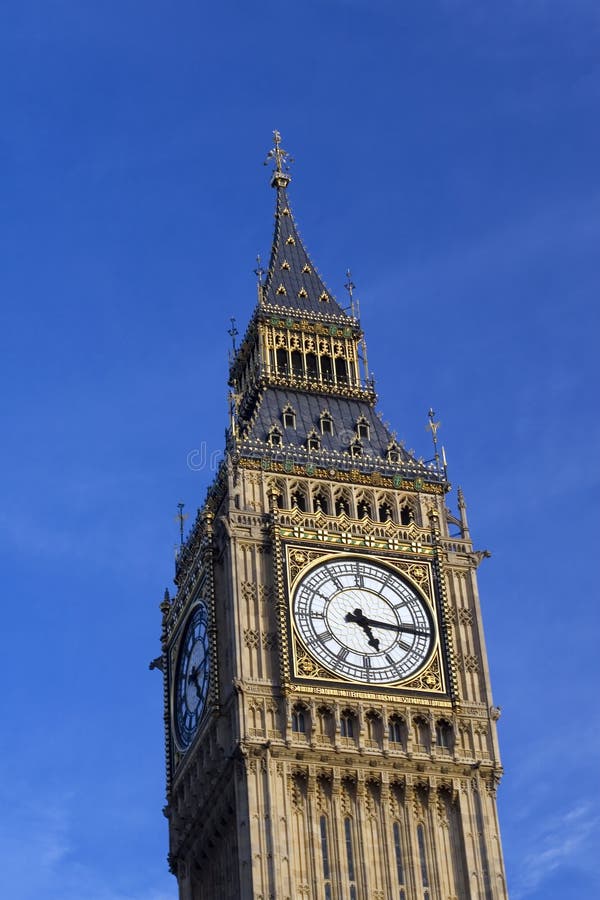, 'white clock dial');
293,557,434,685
